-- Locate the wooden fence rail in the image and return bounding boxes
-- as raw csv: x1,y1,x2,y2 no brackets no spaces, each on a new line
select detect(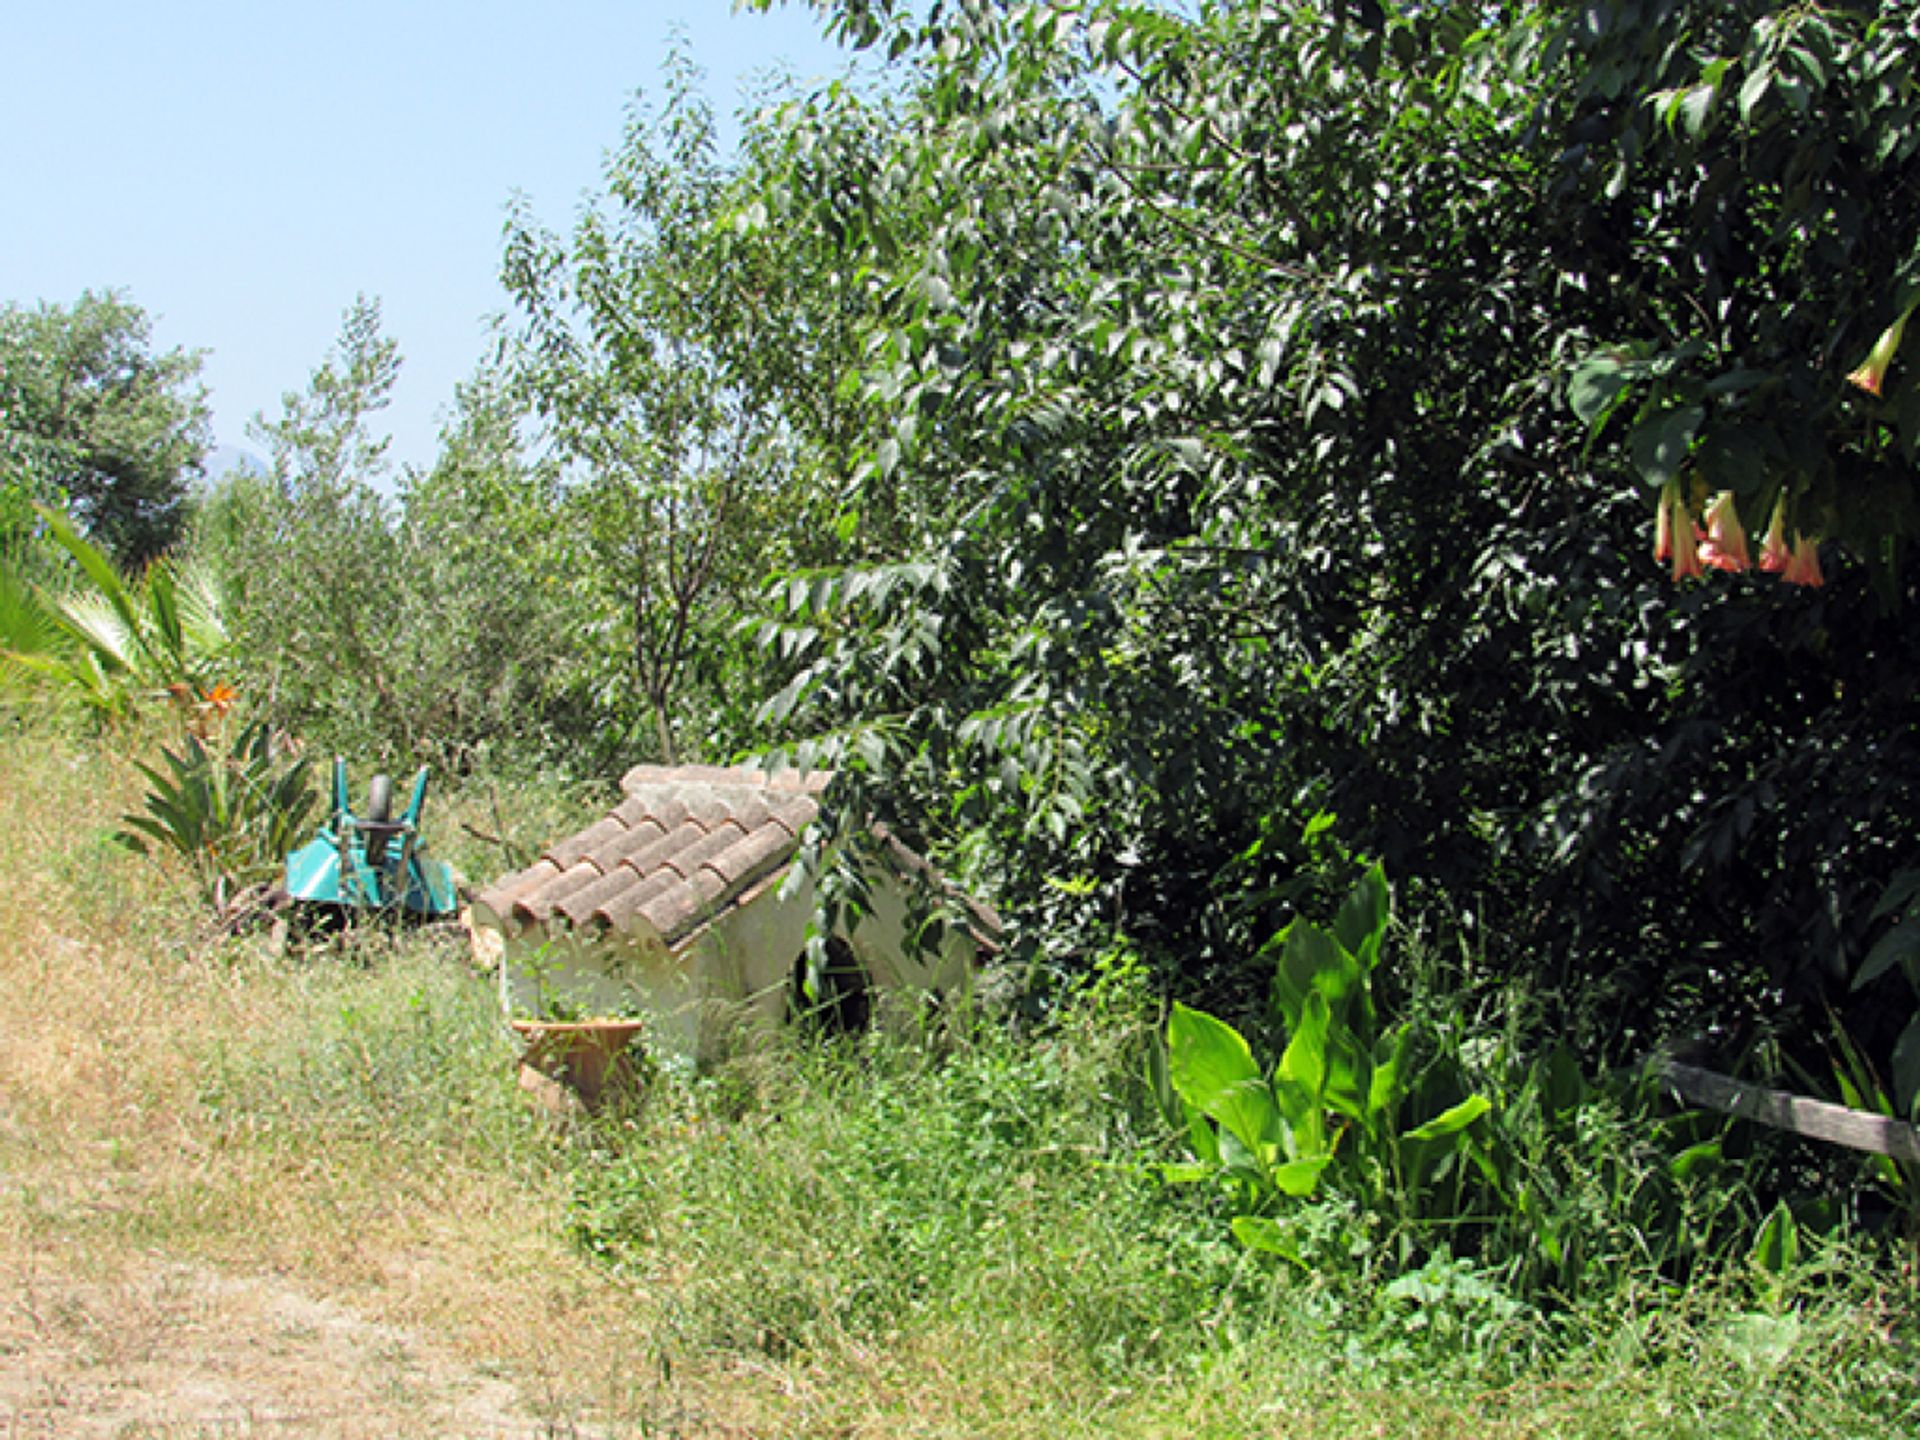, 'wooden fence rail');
1652,1058,1920,1165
